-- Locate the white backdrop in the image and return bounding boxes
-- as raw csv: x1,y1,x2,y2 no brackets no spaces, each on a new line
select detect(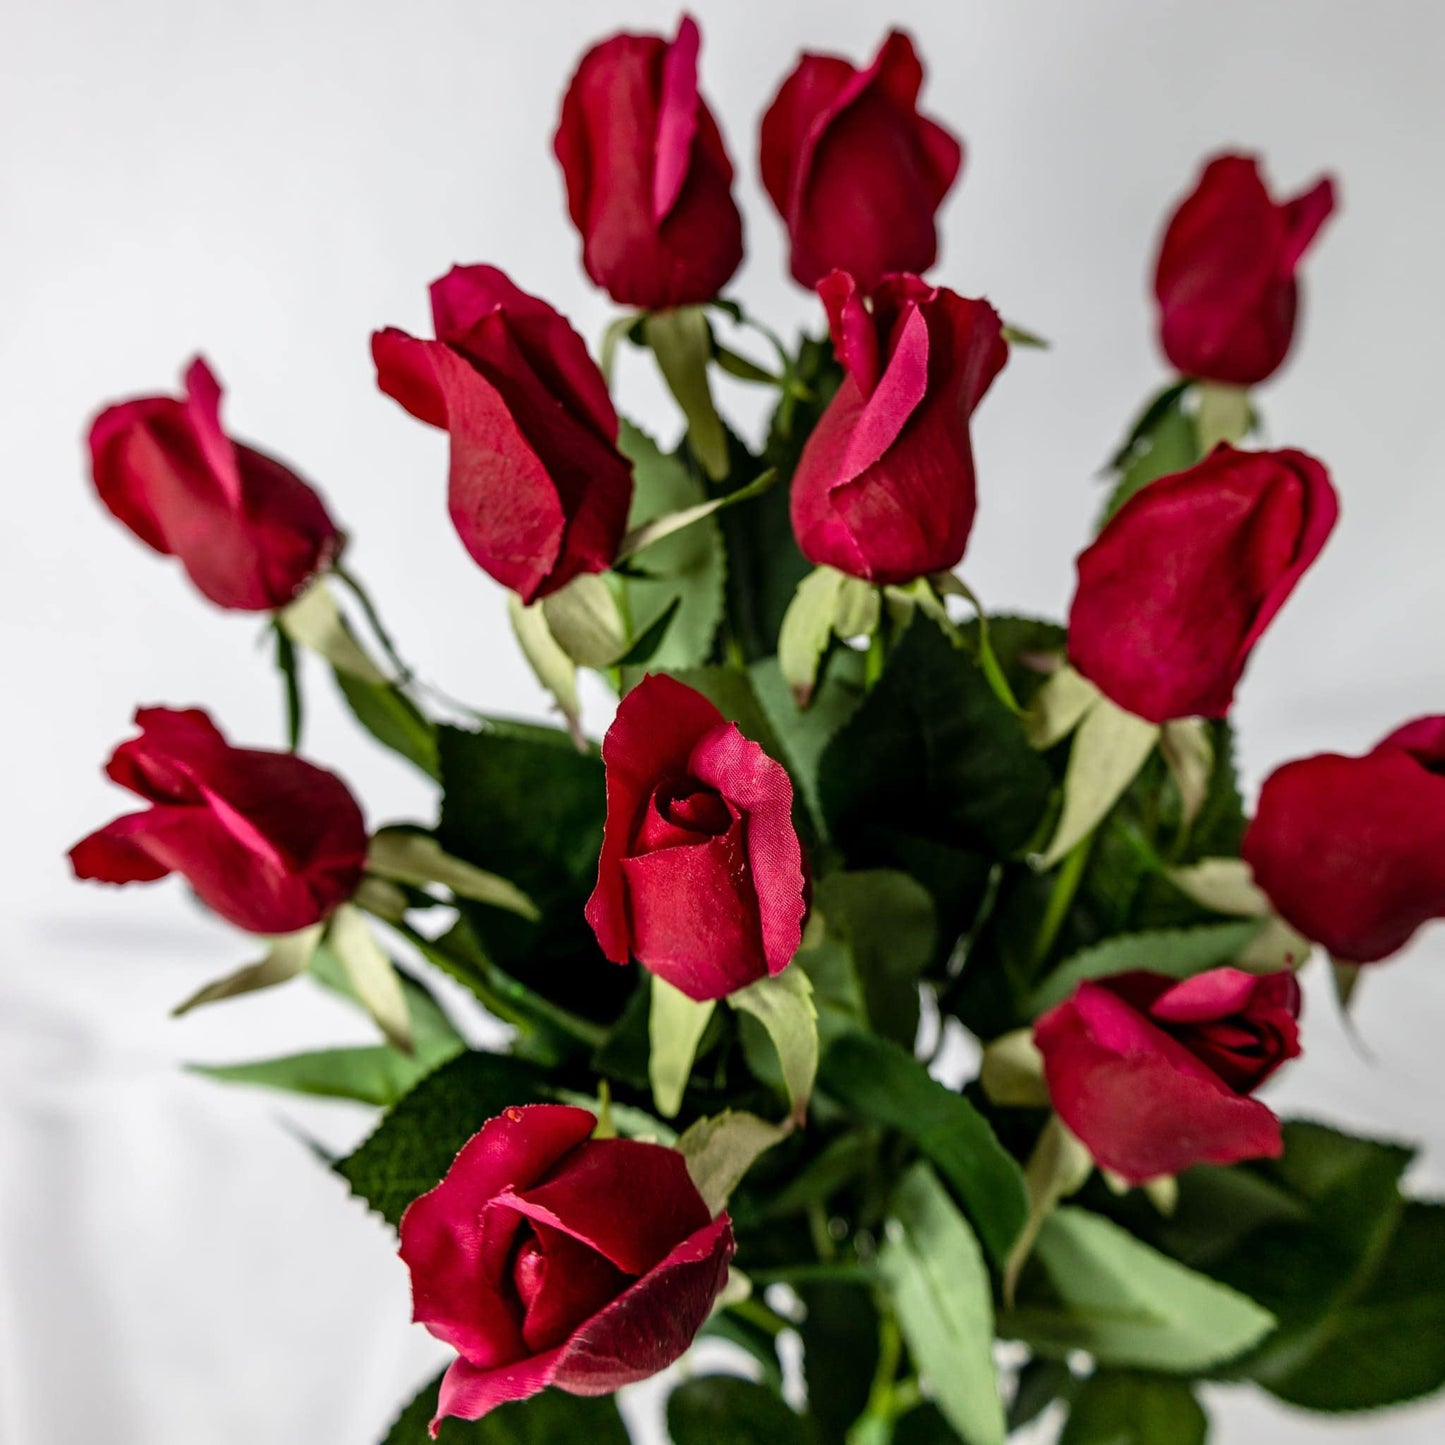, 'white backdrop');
3,1,1445,1441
